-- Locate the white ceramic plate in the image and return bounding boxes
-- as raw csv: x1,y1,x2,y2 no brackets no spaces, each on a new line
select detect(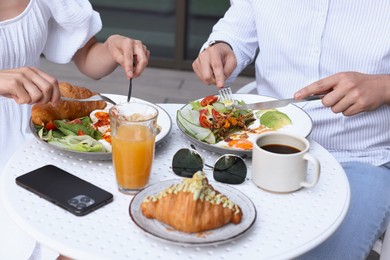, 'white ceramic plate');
30,94,172,161
177,94,313,156
129,179,257,246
